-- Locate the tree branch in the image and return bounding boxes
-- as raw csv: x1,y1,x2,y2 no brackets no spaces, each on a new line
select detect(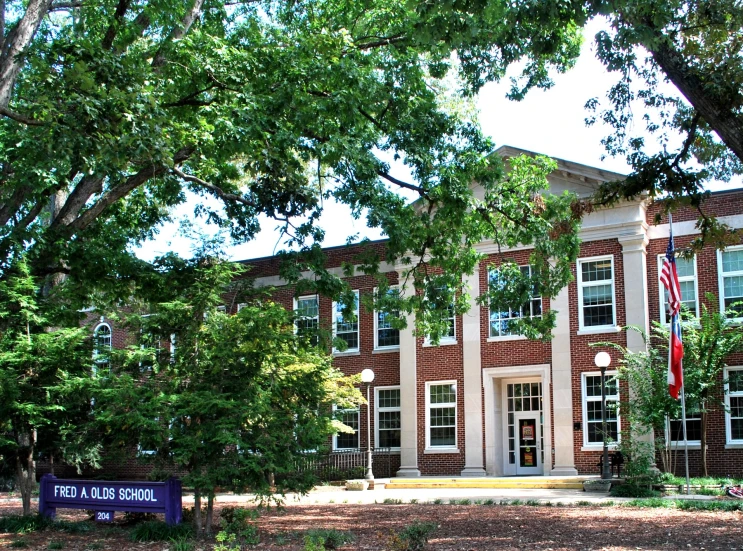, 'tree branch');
355,34,406,50
101,0,132,51
171,166,258,209
152,0,205,69
377,170,427,196
0,105,44,125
